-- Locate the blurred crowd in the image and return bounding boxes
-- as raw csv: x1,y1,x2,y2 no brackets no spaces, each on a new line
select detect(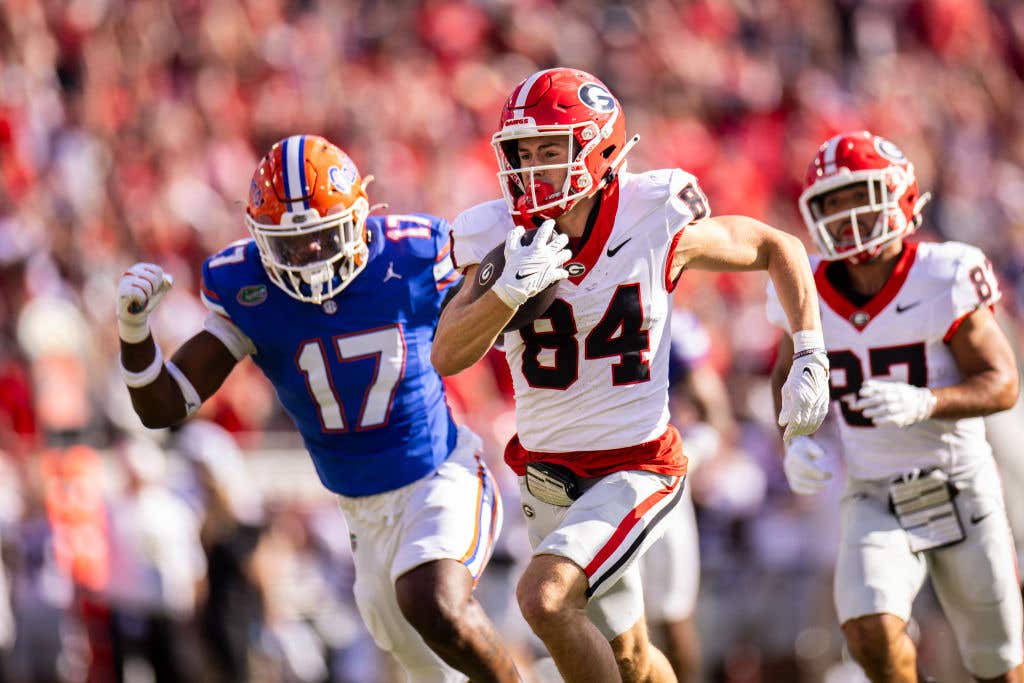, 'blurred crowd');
1,0,1023,681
